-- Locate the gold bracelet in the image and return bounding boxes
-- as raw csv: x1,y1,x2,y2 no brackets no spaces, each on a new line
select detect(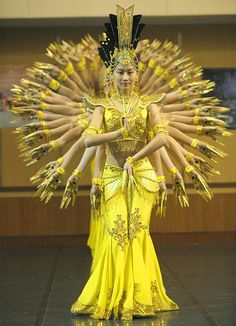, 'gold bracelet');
45,89,52,95
77,58,86,71
92,177,102,186
40,92,47,100
126,156,136,165
157,175,166,183
182,90,188,98
37,111,45,120
56,167,66,175
48,79,60,91
57,157,64,164
169,166,178,175
185,152,194,161
42,122,48,130
154,66,164,77
193,116,199,125
191,139,199,149
119,126,129,138
44,129,51,139
83,126,99,135
152,123,168,136
72,169,82,178
64,62,74,75
49,140,58,150
138,62,146,72
148,58,156,69
168,78,179,89
41,102,47,110
185,101,190,109
185,165,195,174
58,70,68,82
163,70,171,81
196,126,203,135
77,119,89,130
